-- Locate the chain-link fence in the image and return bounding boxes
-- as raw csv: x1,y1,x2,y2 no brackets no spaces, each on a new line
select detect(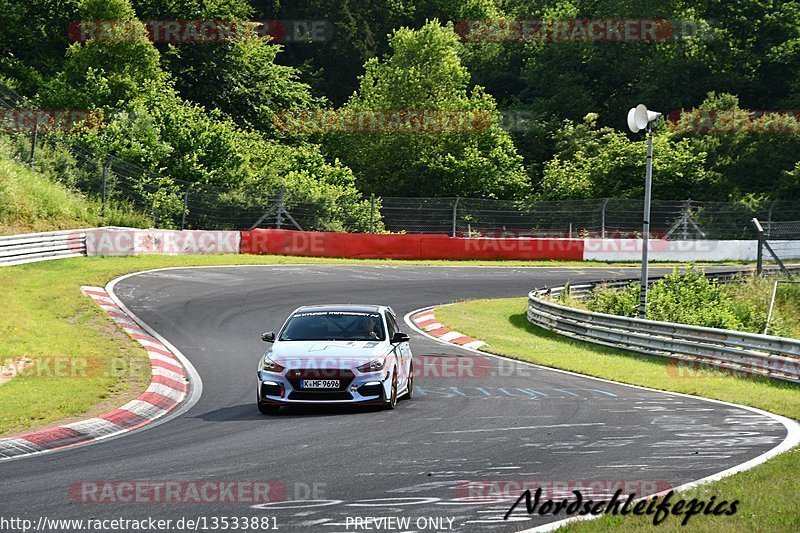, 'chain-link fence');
381,197,800,239
3,84,800,239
